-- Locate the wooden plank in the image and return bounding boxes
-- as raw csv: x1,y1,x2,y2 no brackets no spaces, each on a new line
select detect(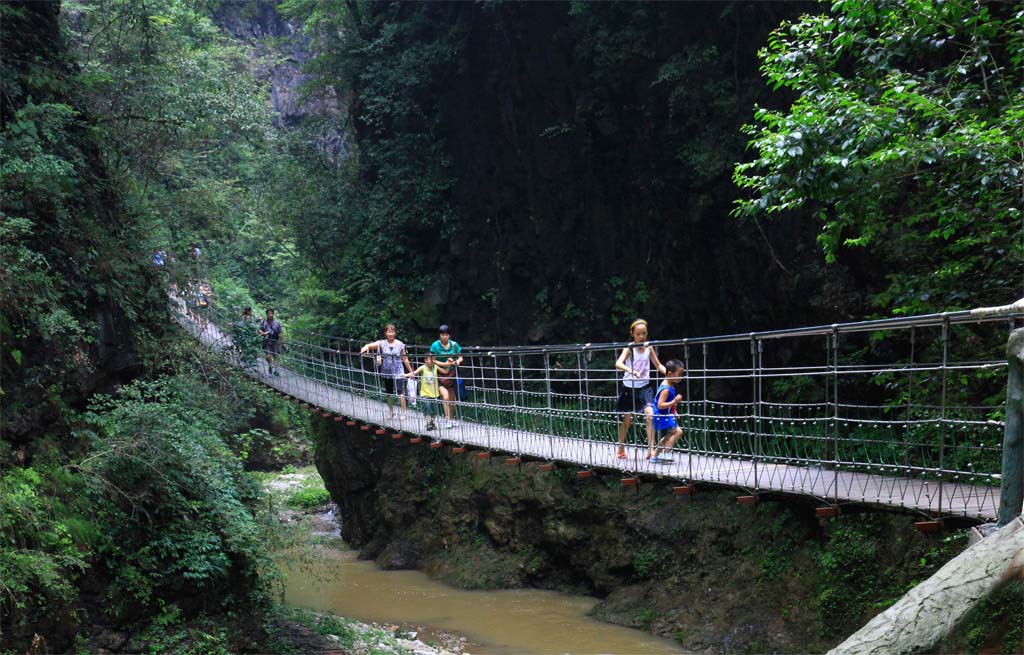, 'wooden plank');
914,520,943,534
